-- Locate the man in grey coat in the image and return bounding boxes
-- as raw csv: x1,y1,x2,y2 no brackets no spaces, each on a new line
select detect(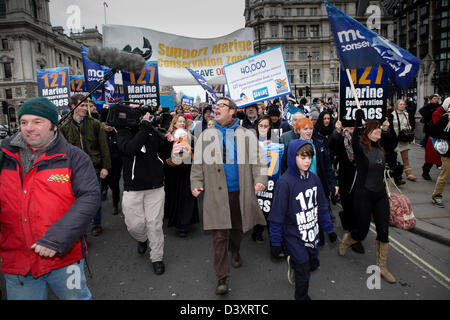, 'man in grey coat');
191,97,267,295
